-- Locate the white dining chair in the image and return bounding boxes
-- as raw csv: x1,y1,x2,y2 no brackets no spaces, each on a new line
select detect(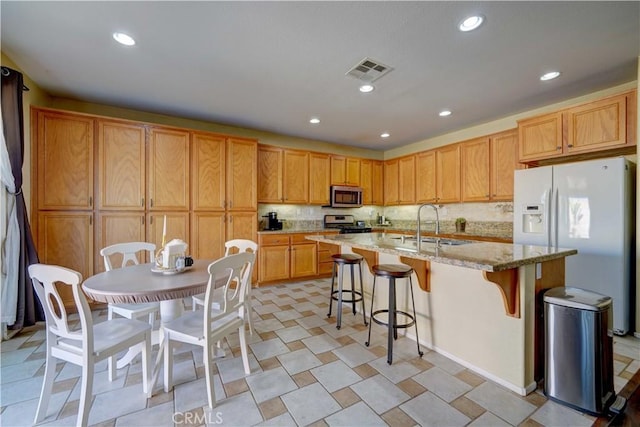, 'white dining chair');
29,264,152,427
100,242,160,326
191,239,258,335
163,252,256,408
